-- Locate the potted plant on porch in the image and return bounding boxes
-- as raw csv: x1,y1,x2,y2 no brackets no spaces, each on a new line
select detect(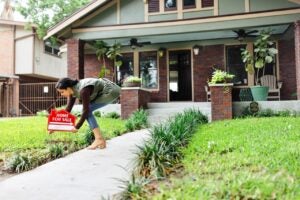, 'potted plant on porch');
208,69,235,93
241,30,278,101
122,76,142,87
209,69,235,84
